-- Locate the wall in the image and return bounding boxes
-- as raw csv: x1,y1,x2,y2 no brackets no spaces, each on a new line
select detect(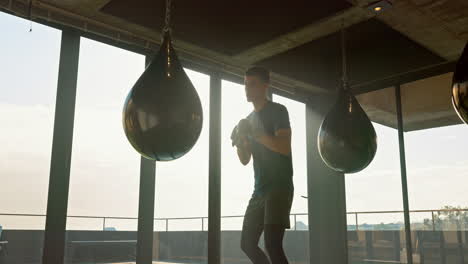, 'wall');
1,230,466,264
